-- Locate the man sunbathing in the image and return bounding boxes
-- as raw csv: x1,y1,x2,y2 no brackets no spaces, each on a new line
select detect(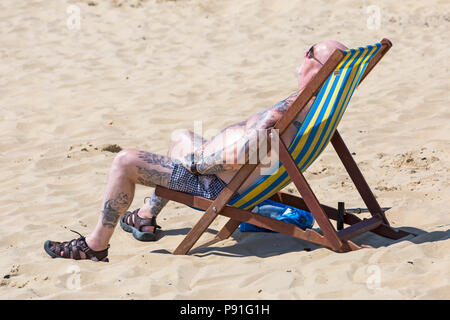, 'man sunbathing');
44,40,348,262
